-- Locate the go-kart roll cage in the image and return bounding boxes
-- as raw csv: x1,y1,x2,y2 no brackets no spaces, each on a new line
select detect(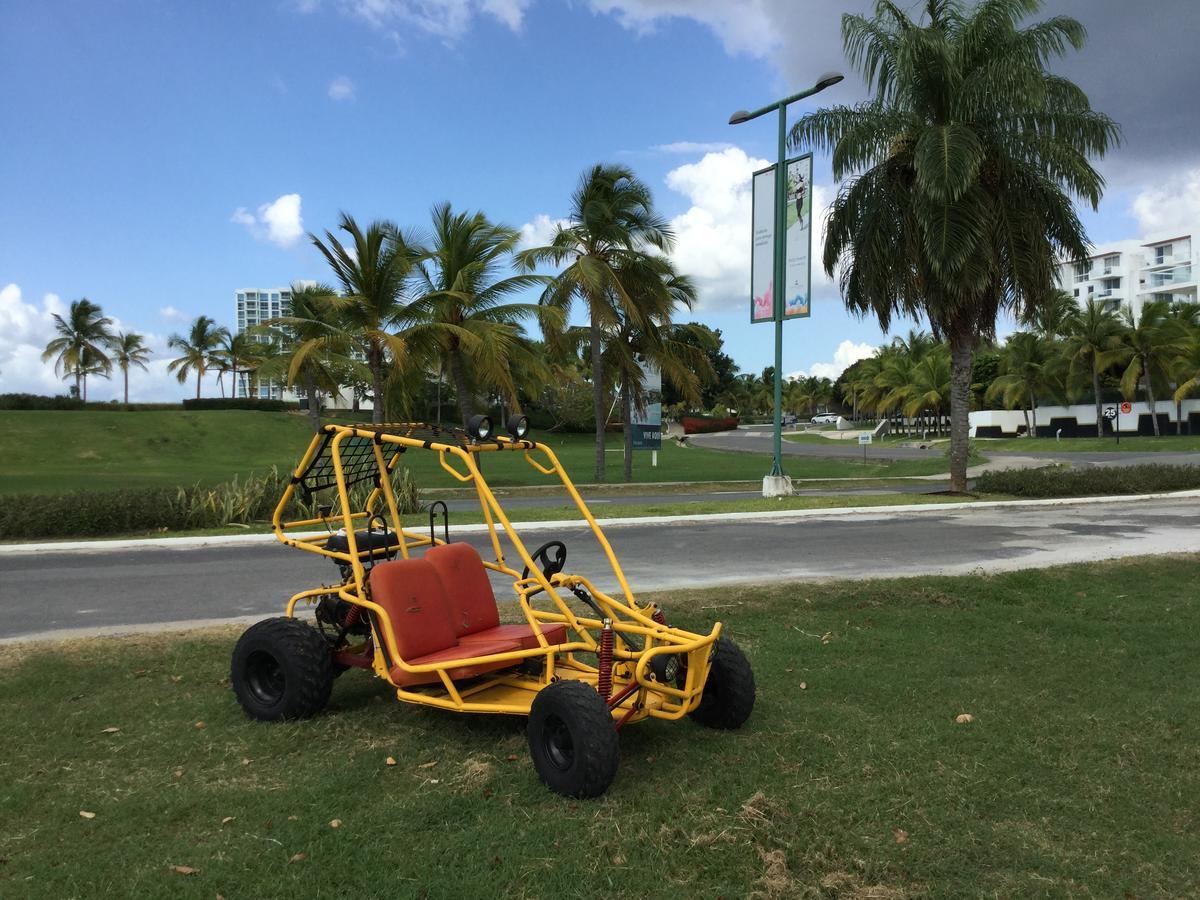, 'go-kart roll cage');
272,422,719,725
